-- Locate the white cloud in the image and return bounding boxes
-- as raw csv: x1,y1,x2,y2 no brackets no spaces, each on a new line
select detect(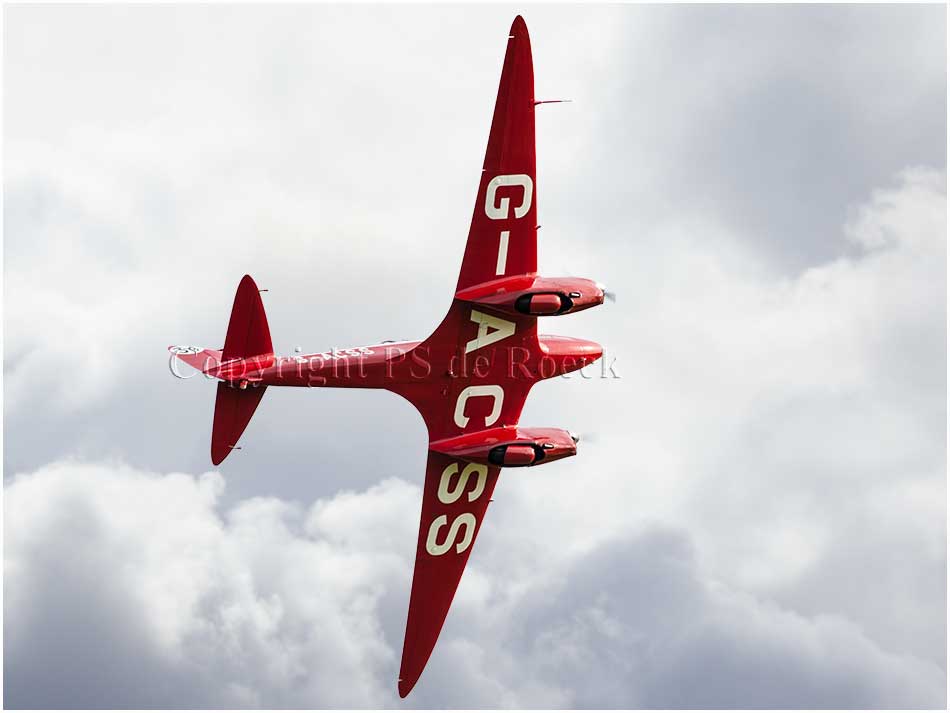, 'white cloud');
4,5,945,708
4,461,944,708
516,166,946,667
4,461,414,708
